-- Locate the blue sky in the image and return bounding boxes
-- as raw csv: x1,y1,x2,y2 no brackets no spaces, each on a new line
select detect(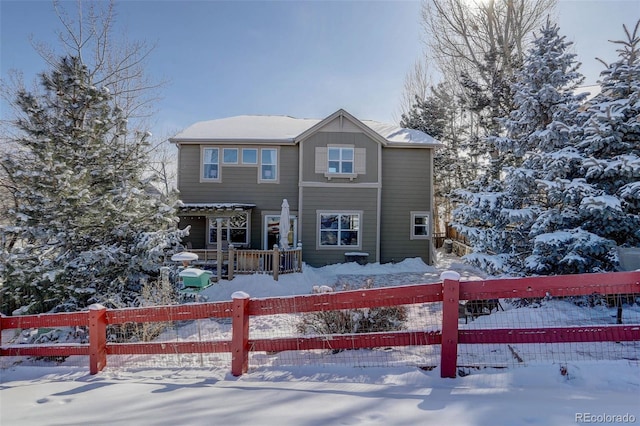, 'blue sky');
2,0,639,140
